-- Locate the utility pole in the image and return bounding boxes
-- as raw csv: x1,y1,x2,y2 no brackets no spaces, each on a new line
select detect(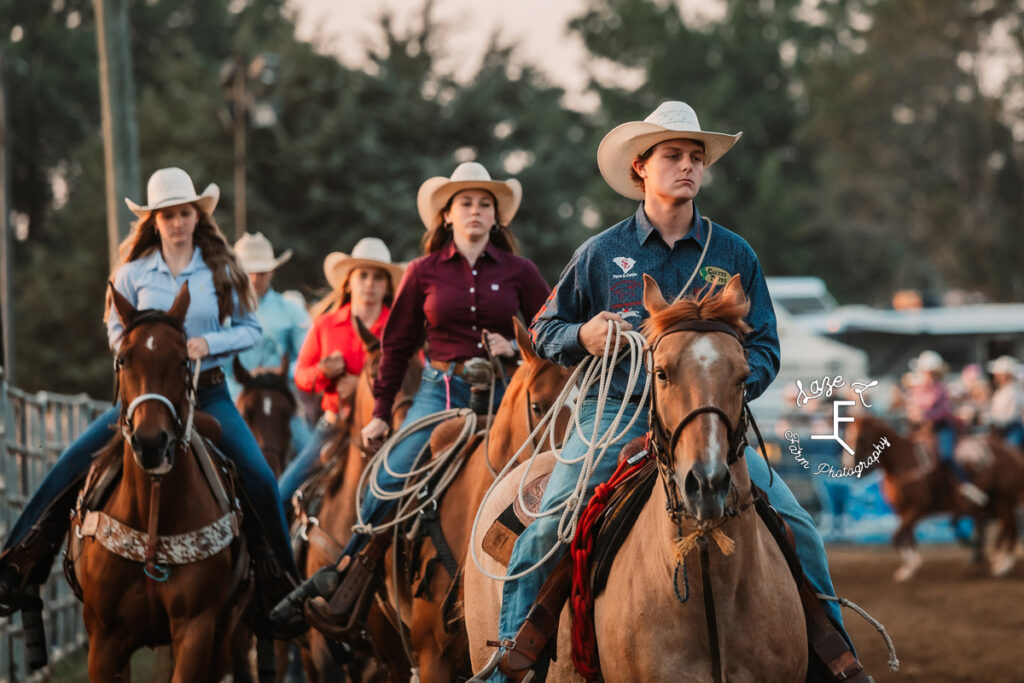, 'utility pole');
94,0,140,270
232,56,247,240
0,51,13,384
